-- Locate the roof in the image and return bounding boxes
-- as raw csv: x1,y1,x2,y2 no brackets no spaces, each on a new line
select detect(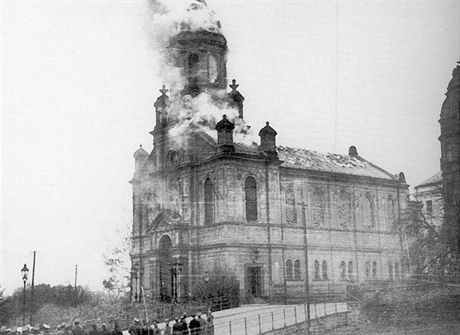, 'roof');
276,146,397,180
415,171,442,189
